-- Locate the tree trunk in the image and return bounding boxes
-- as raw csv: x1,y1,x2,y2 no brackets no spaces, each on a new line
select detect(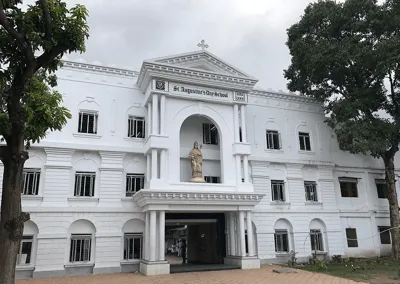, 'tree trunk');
0,144,29,284
383,152,400,259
